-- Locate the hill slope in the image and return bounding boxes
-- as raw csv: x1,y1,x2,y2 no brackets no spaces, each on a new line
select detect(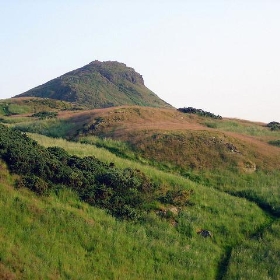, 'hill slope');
14,61,171,109
14,105,278,172
1,102,280,278
1,127,279,279
5,101,280,174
